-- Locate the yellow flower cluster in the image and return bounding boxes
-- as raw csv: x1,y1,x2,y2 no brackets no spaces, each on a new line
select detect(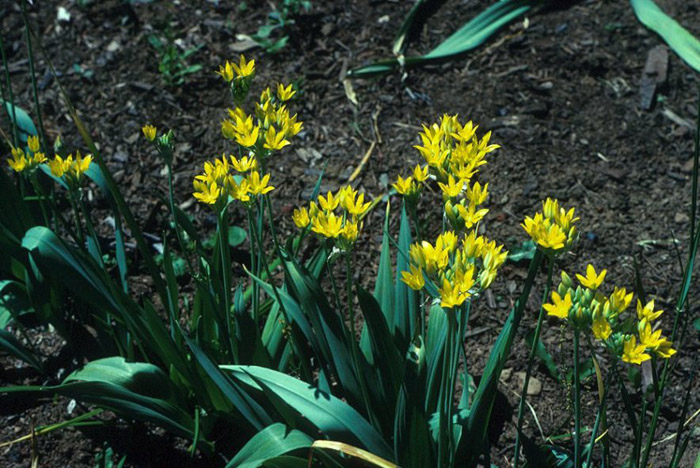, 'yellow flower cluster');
7,136,46,173
292,186,371,251
522,198,578,253
193,154,272,206
393,115,499,231
220,84,302,156
544,264,676,365
47,151,93,189
402,230,507,309
216,54,255,83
